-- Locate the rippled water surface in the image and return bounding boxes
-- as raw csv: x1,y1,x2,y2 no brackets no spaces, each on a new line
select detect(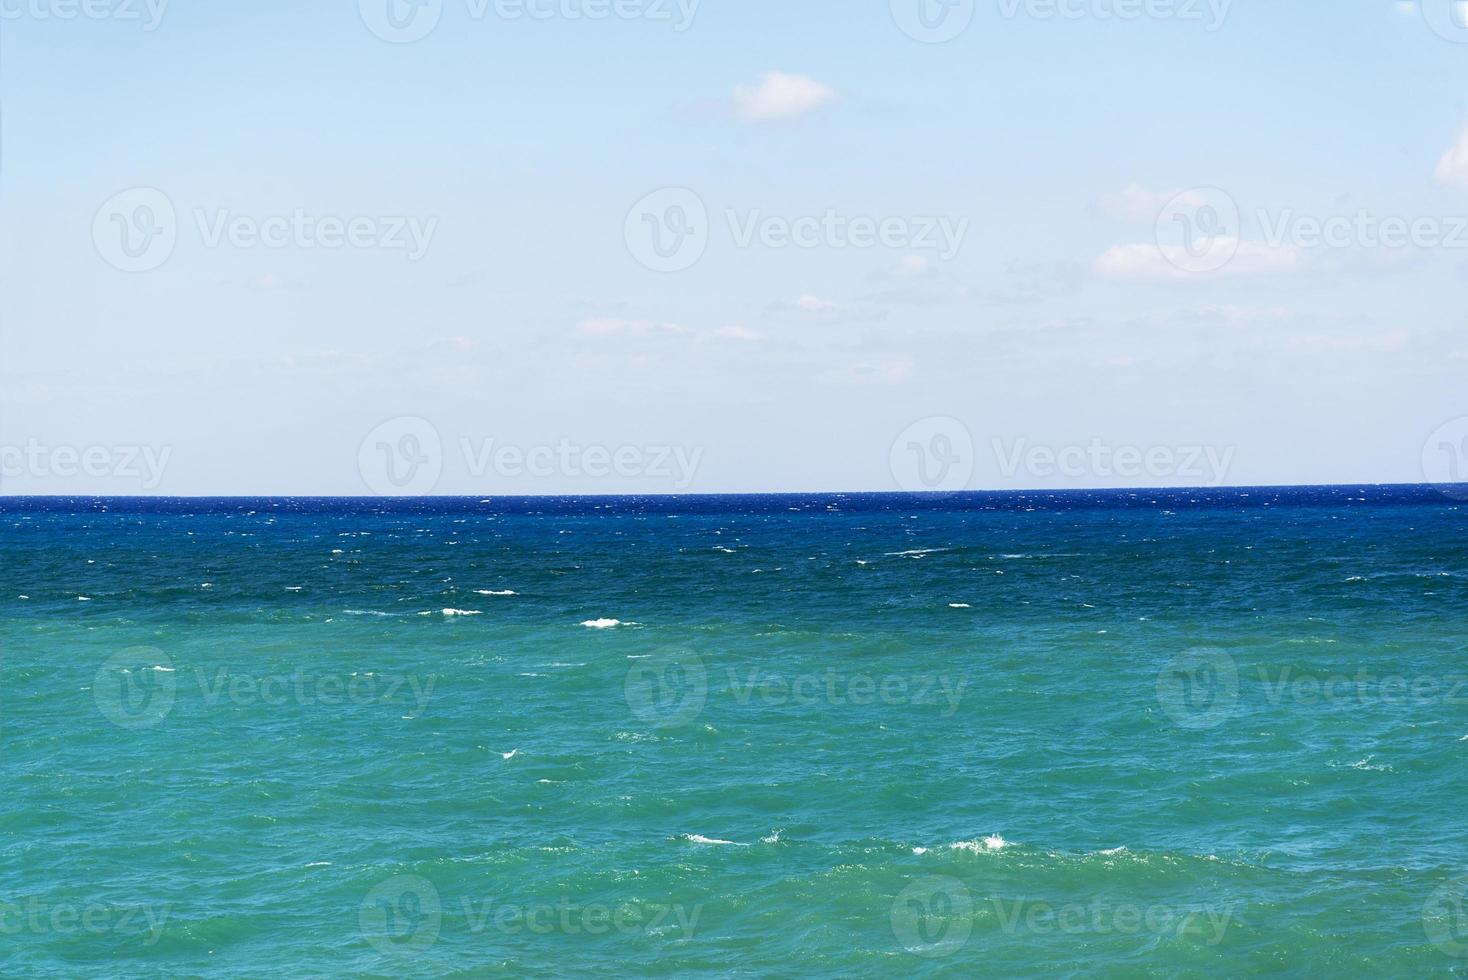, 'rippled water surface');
3,489,1467,977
